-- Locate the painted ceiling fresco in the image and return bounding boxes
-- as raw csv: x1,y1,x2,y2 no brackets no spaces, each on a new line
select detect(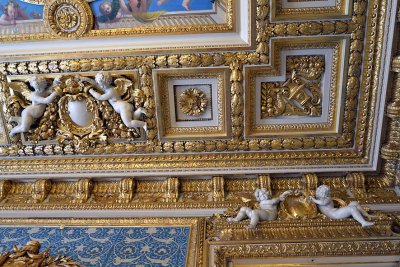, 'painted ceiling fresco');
0,225,190,266
0,0,214,32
